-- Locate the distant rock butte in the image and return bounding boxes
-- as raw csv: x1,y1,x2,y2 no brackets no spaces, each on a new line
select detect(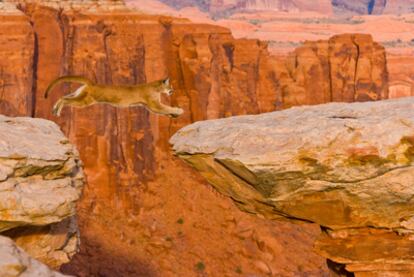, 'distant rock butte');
272,33,388,108
171,97,414,276
157,0,414,15
333,0,414,15
158,0,333,14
